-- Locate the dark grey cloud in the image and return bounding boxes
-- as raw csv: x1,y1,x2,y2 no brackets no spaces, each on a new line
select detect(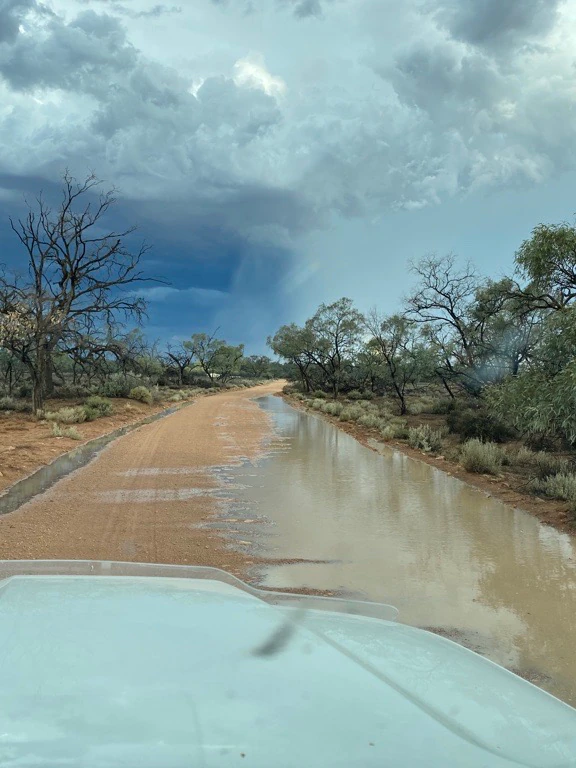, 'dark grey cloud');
428,0,564,51
0,0,41,43
0,10,137,92
1,0,575,232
